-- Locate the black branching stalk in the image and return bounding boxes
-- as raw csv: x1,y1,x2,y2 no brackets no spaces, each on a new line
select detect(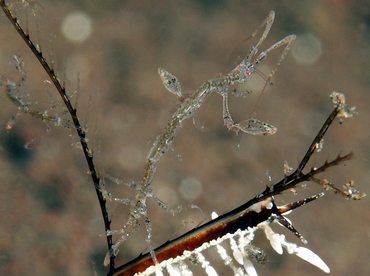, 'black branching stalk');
0,1,116,273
